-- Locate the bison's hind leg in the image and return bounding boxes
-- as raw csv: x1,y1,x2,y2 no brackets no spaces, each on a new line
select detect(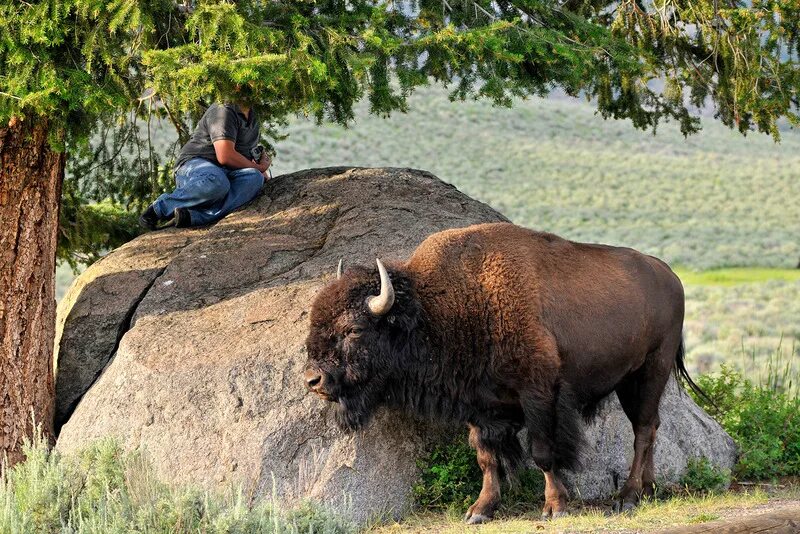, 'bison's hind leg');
614,335,679,512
